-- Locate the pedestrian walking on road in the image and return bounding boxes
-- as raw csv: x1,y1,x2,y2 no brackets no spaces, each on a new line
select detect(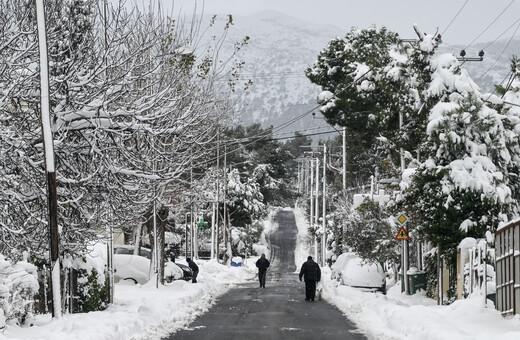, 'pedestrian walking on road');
299,256,321,301
256,253,270,288
187,258,199,283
